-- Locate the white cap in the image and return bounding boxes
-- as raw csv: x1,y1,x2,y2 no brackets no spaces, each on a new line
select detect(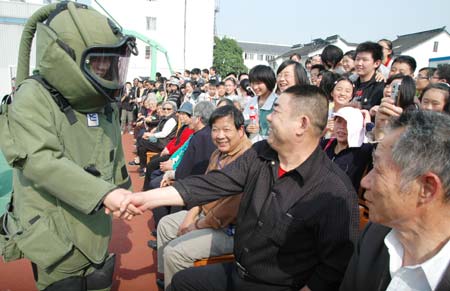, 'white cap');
333,107,366,147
